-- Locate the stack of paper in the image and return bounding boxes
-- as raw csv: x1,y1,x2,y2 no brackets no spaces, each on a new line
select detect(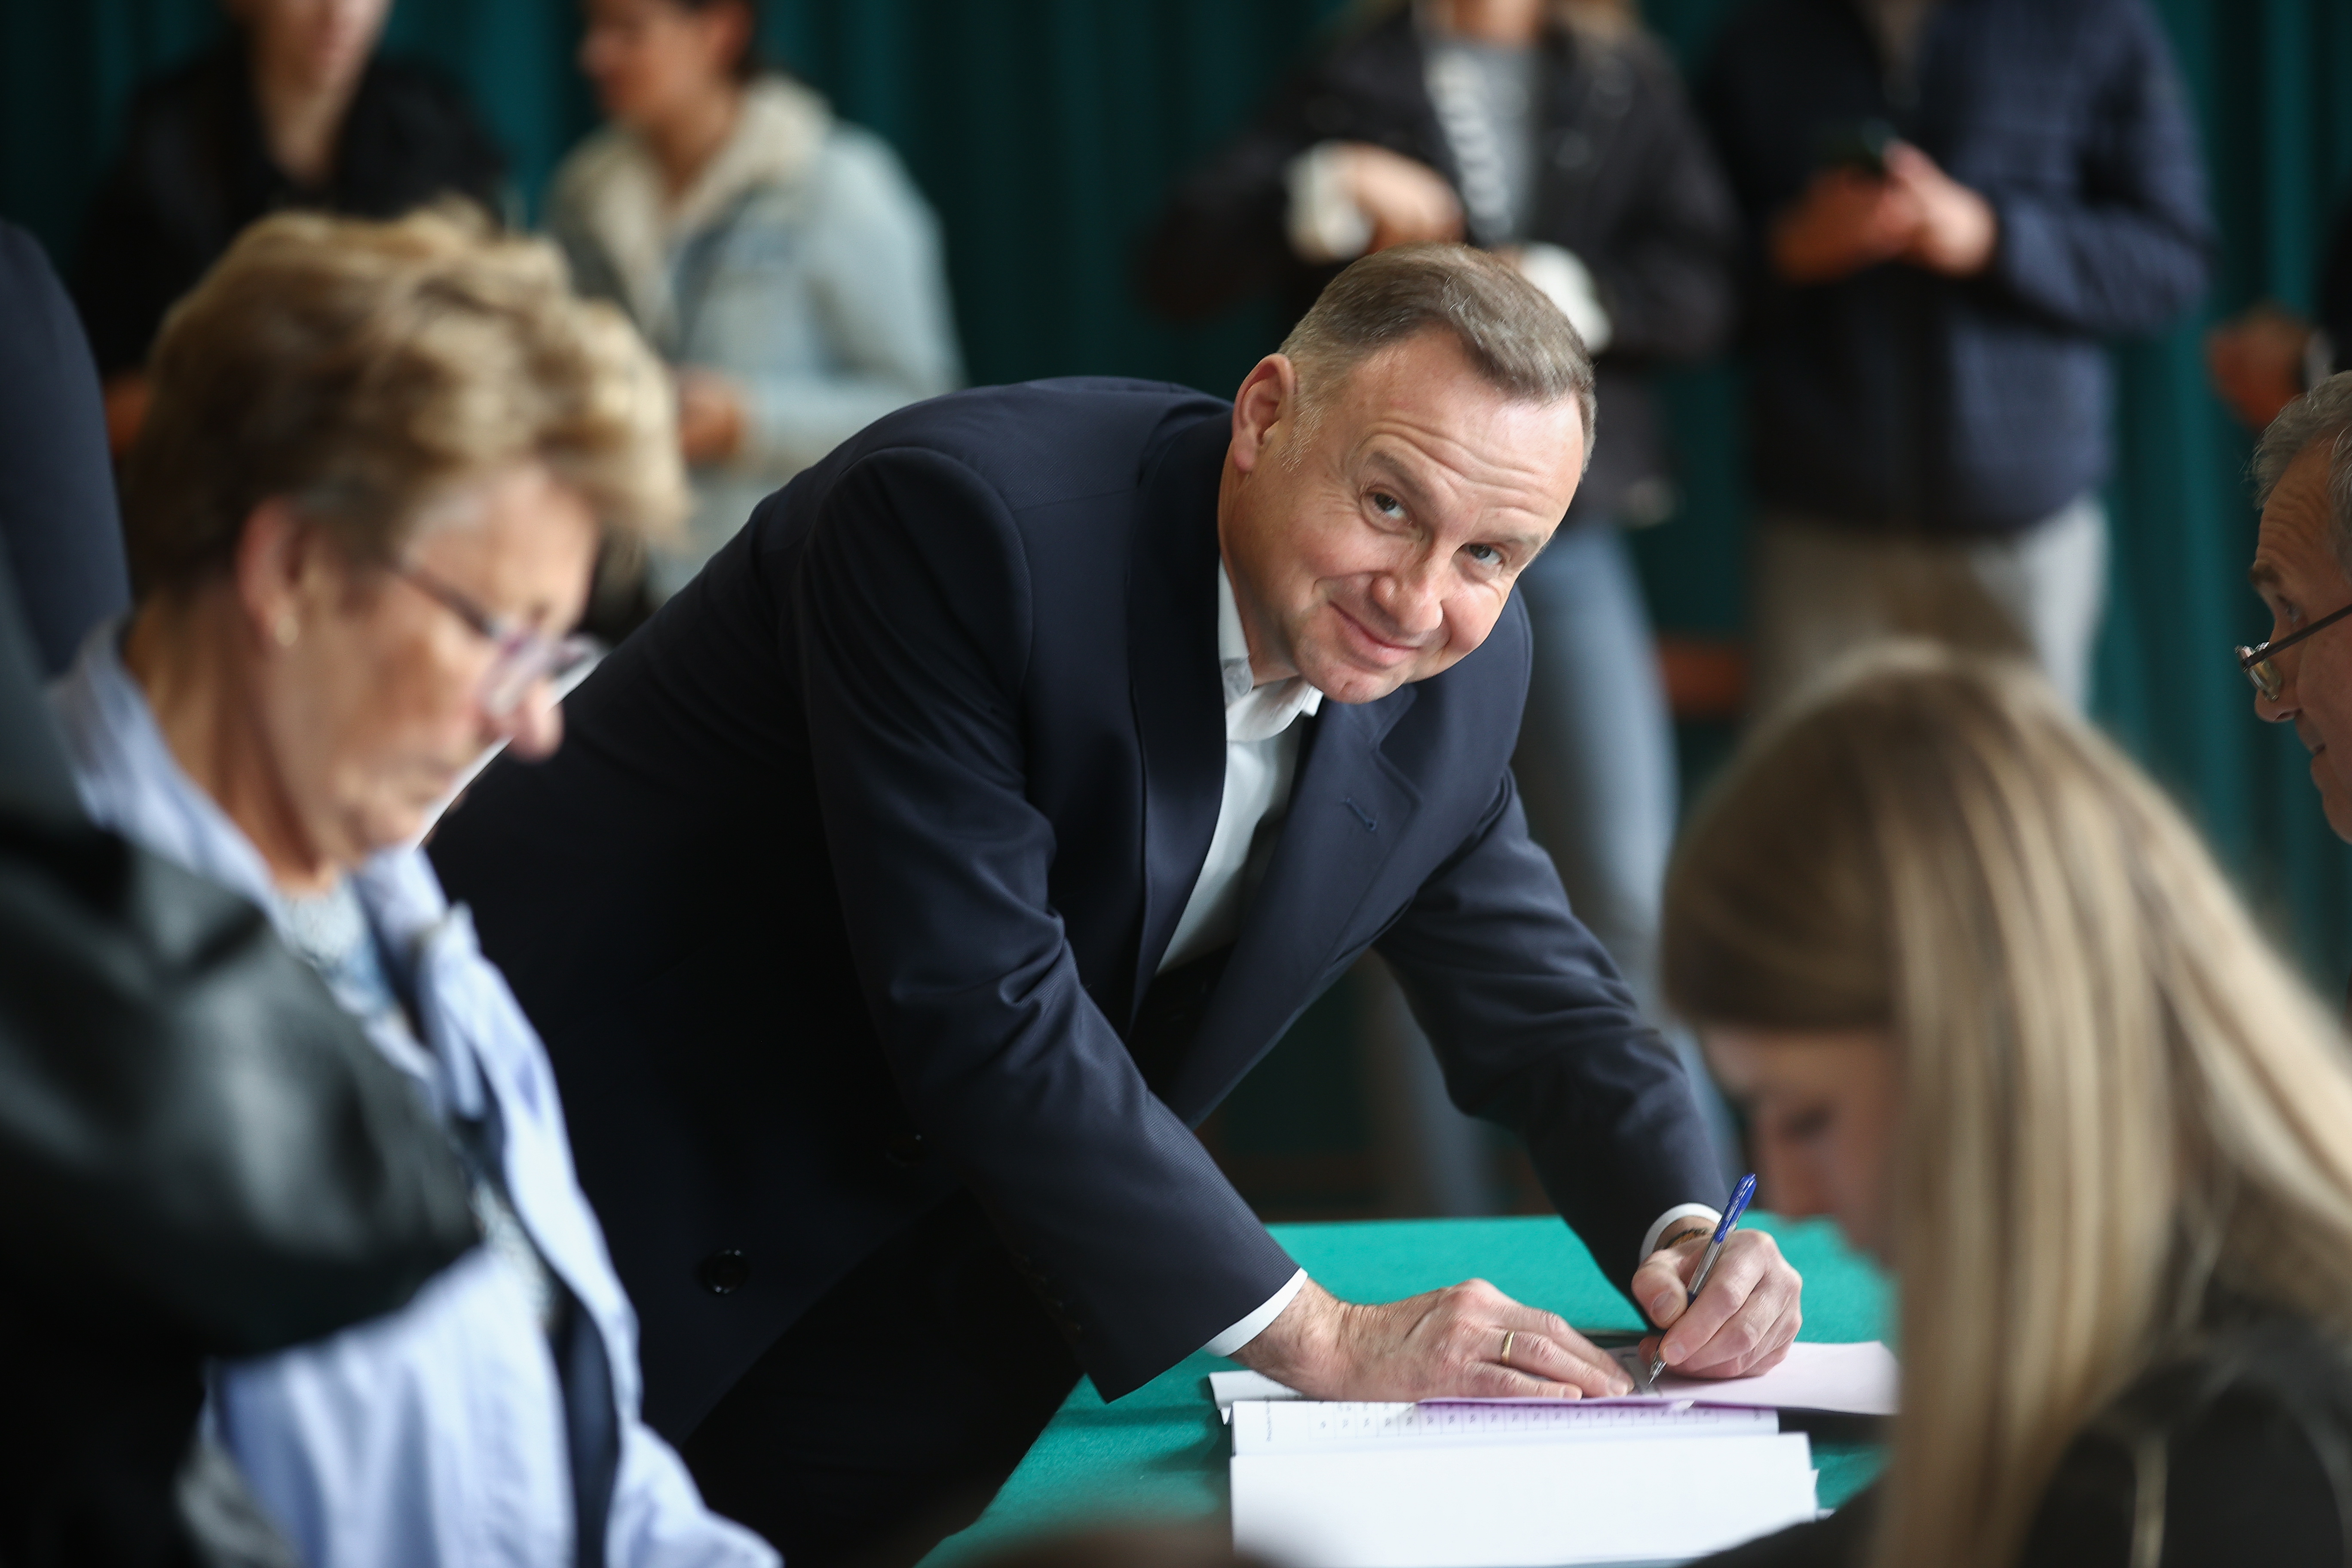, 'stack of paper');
1229,1400,1817,1567
1222,1342,1899,1566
